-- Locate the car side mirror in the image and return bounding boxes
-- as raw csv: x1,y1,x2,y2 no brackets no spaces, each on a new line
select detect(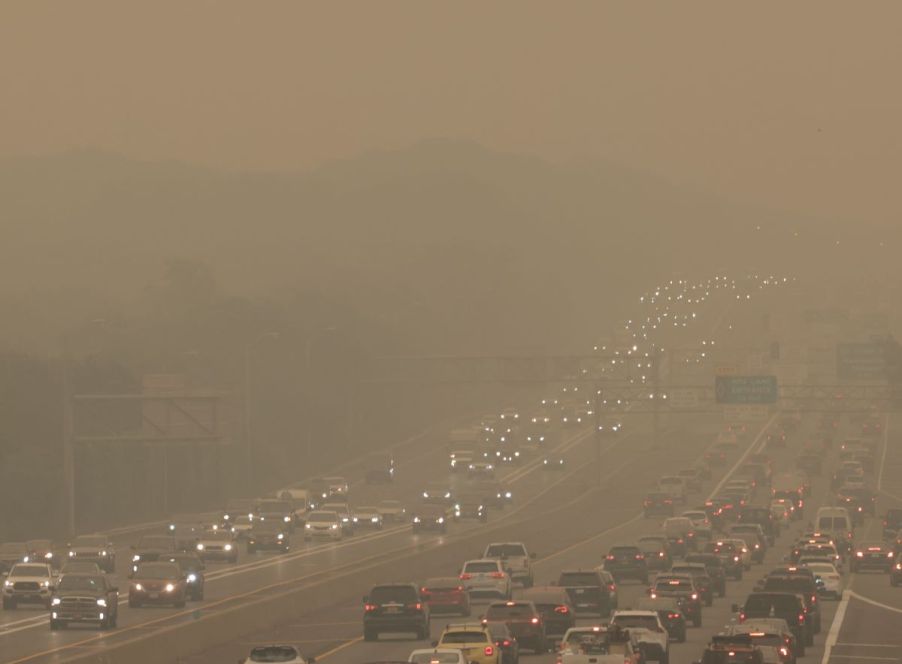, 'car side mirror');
731,603,739,613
